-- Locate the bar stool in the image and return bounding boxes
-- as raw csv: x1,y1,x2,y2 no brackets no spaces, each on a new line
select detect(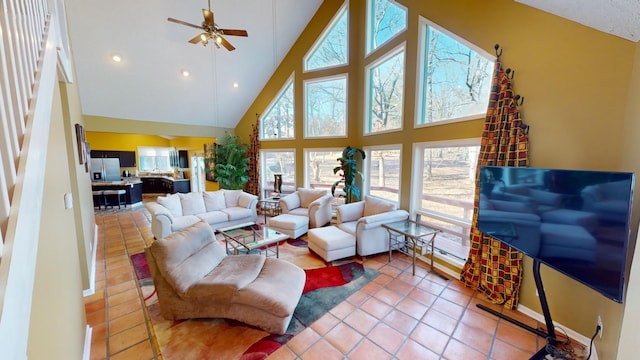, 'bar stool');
103,189,127,209
92,190,104,209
